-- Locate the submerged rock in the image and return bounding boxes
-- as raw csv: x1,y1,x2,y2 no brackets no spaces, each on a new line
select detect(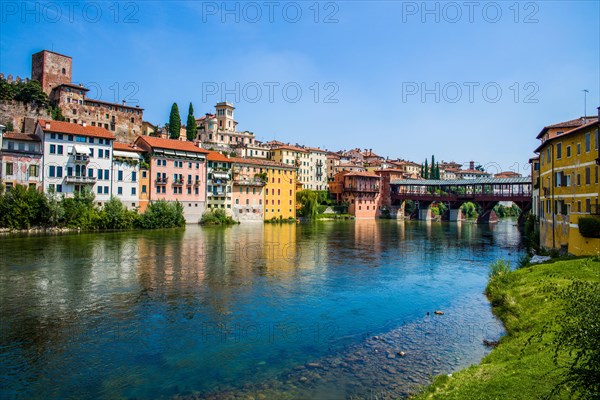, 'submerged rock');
434,310,444,315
